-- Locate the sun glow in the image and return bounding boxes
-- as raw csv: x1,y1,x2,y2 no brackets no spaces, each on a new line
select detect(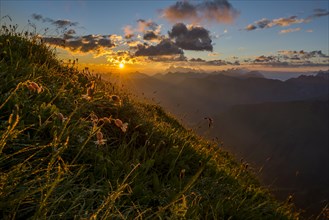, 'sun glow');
119,63,124,69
